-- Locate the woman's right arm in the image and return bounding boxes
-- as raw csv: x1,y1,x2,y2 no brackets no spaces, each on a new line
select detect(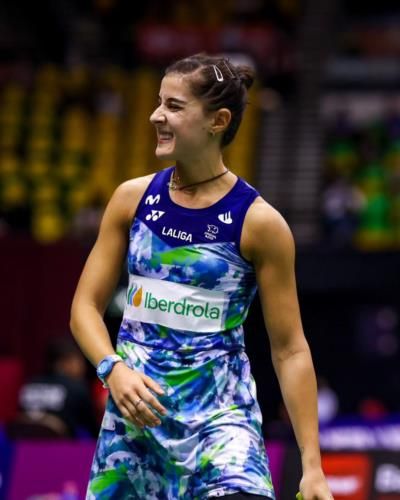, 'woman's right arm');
70,177,167,428
70,180,139,366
